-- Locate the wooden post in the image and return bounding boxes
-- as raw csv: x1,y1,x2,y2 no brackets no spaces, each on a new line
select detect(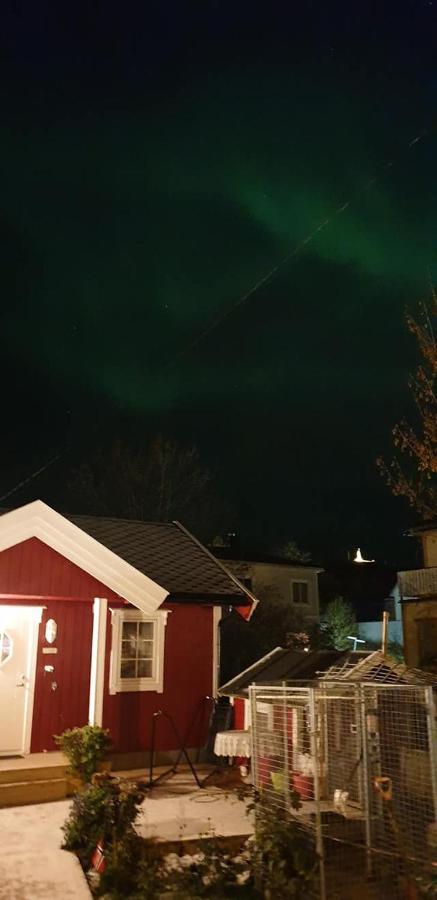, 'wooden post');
381,611,389,656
